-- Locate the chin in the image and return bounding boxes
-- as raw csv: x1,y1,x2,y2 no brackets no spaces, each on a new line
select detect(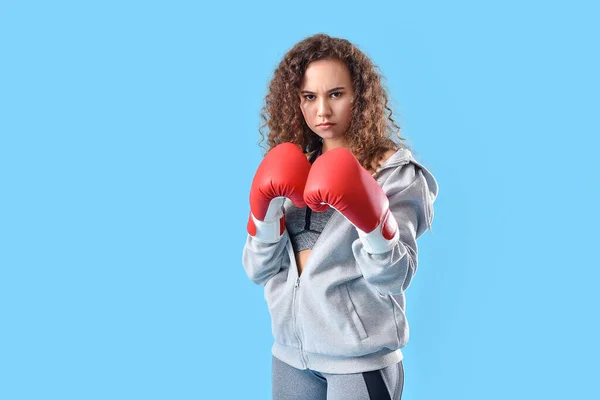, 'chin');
315,131,338,140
